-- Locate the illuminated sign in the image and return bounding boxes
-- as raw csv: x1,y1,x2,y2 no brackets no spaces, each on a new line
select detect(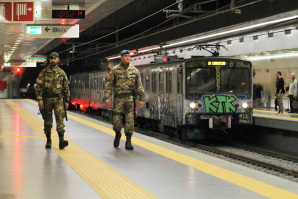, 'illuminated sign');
4,63,11,66
26,56,47,62
26,26,41,34
19,62,37,67
52,10,85,19
25,24,79,38
208,61,227,66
